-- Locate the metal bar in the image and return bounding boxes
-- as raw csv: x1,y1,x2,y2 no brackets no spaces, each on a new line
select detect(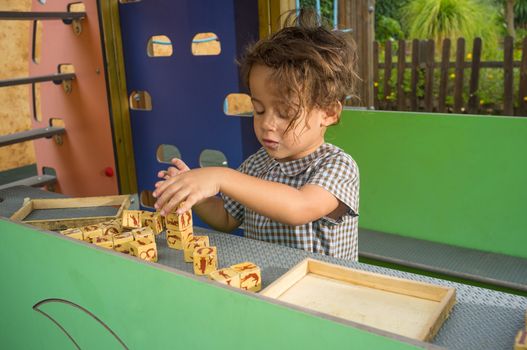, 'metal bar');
0,73,75,88
0,11,85,21
0,175,56,191
0,127,65,148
